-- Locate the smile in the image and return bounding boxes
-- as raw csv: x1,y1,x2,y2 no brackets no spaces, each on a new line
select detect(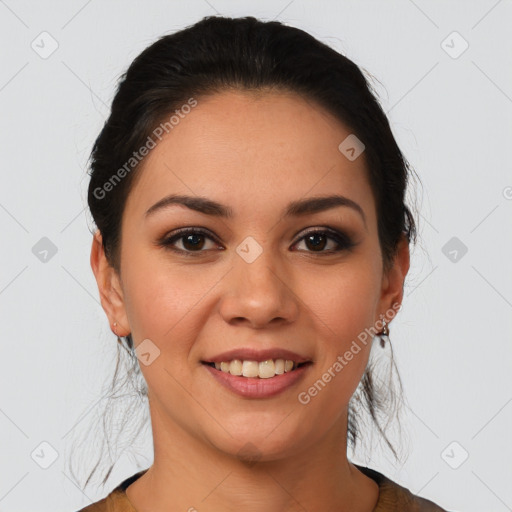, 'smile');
201,360,313,399
203,358,309,379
